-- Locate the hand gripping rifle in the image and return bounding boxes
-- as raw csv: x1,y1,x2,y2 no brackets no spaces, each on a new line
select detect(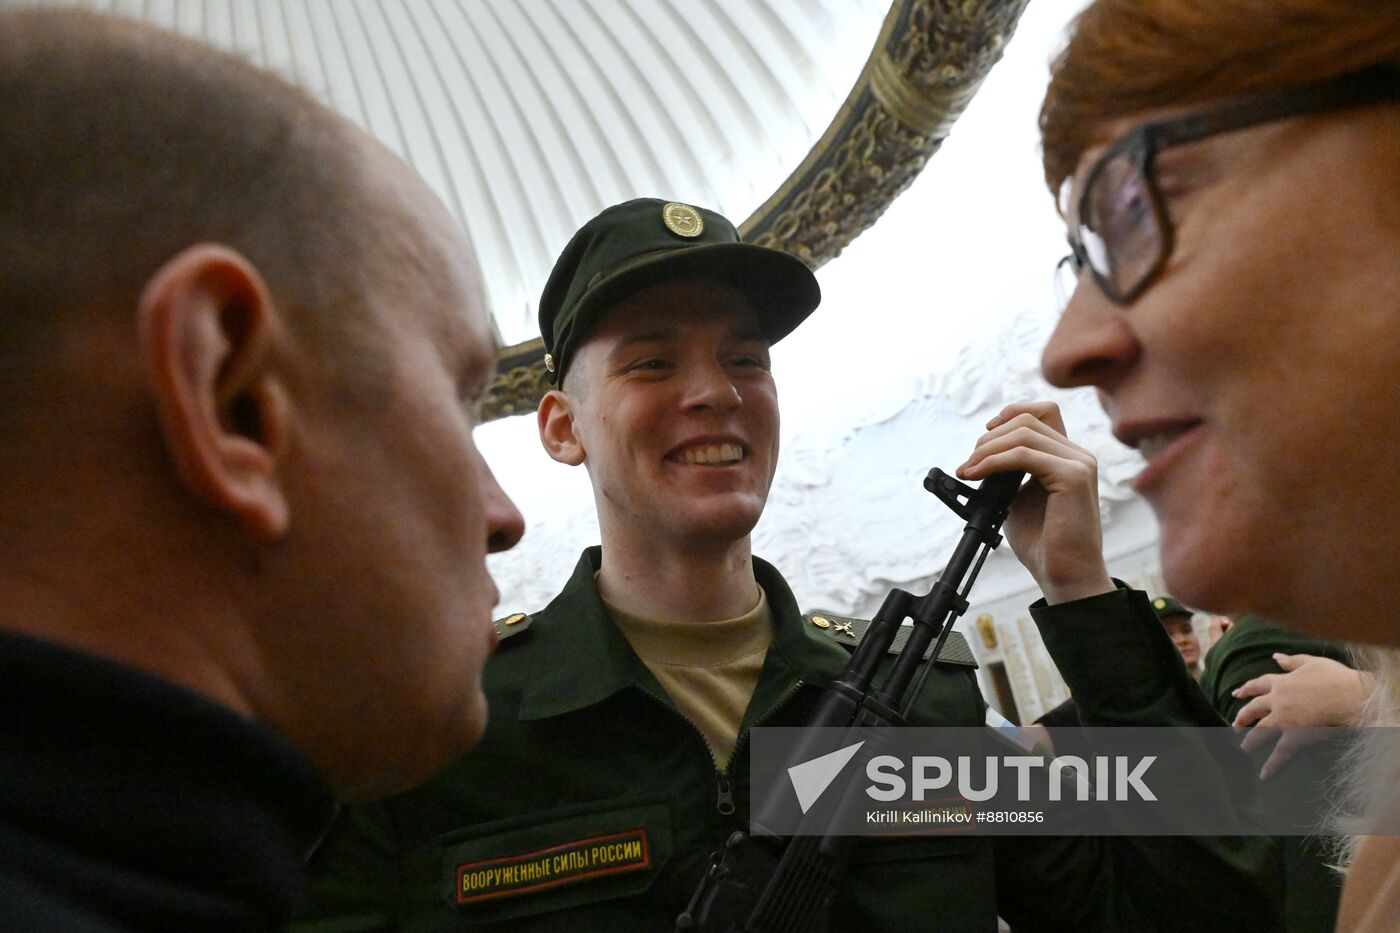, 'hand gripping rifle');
675,468,1025,933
